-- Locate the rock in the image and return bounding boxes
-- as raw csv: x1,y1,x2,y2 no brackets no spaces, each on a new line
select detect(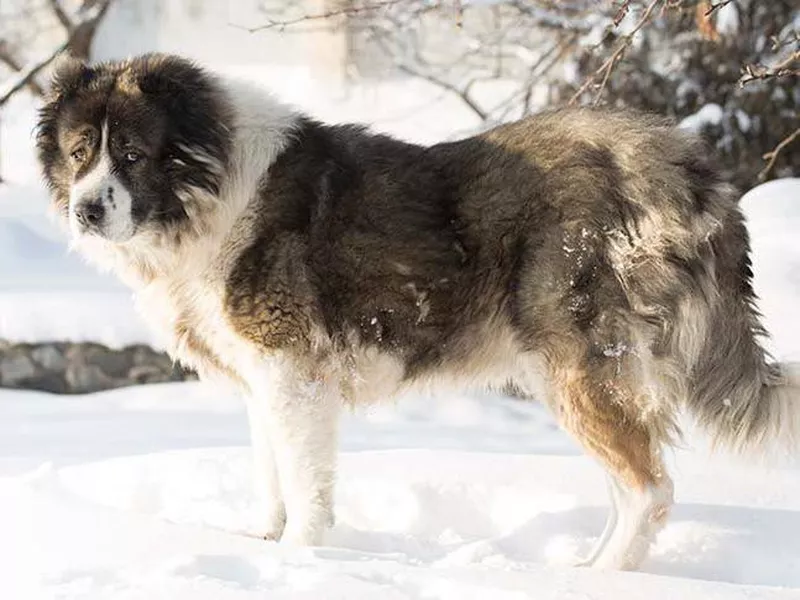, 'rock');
30,344,67,372
68,343,132,380
0,352,37,385
23,371,69,394
0,339,196,394
66,362,120,394
128,364,166,384
131,345,174,371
